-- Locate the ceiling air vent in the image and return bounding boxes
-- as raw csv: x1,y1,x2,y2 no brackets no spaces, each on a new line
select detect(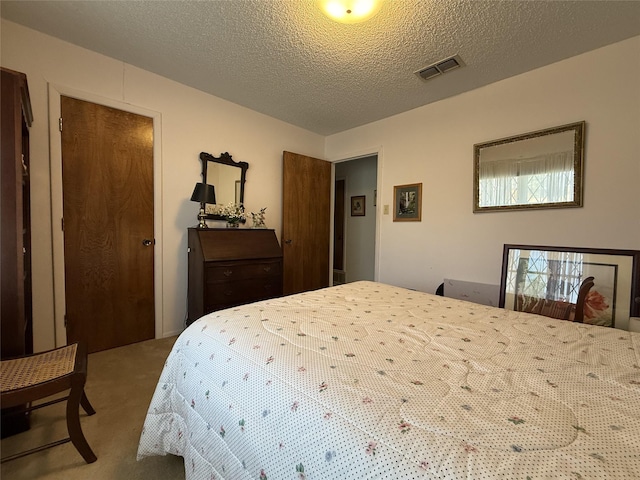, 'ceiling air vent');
415,54,464,82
